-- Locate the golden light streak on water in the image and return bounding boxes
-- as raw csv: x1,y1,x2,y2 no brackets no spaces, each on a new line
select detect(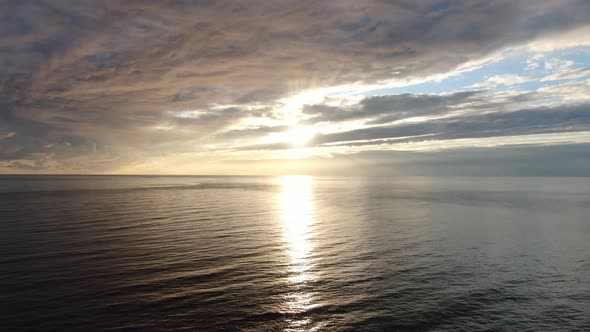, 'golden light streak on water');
279,175,319,330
